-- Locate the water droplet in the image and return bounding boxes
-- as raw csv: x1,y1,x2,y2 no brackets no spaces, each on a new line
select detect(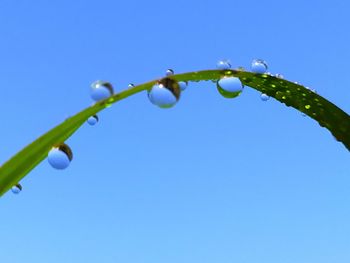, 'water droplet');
48,143,73,170
260,93,270,101
217,77,243,99
216,60,231,70
87,115,99,126
90,80,114,102
148,78,181,108
165,69,174,76
128,83,135,88
251,59,268,74
178,81,188,91
11,184,22,194
275,73,284,79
